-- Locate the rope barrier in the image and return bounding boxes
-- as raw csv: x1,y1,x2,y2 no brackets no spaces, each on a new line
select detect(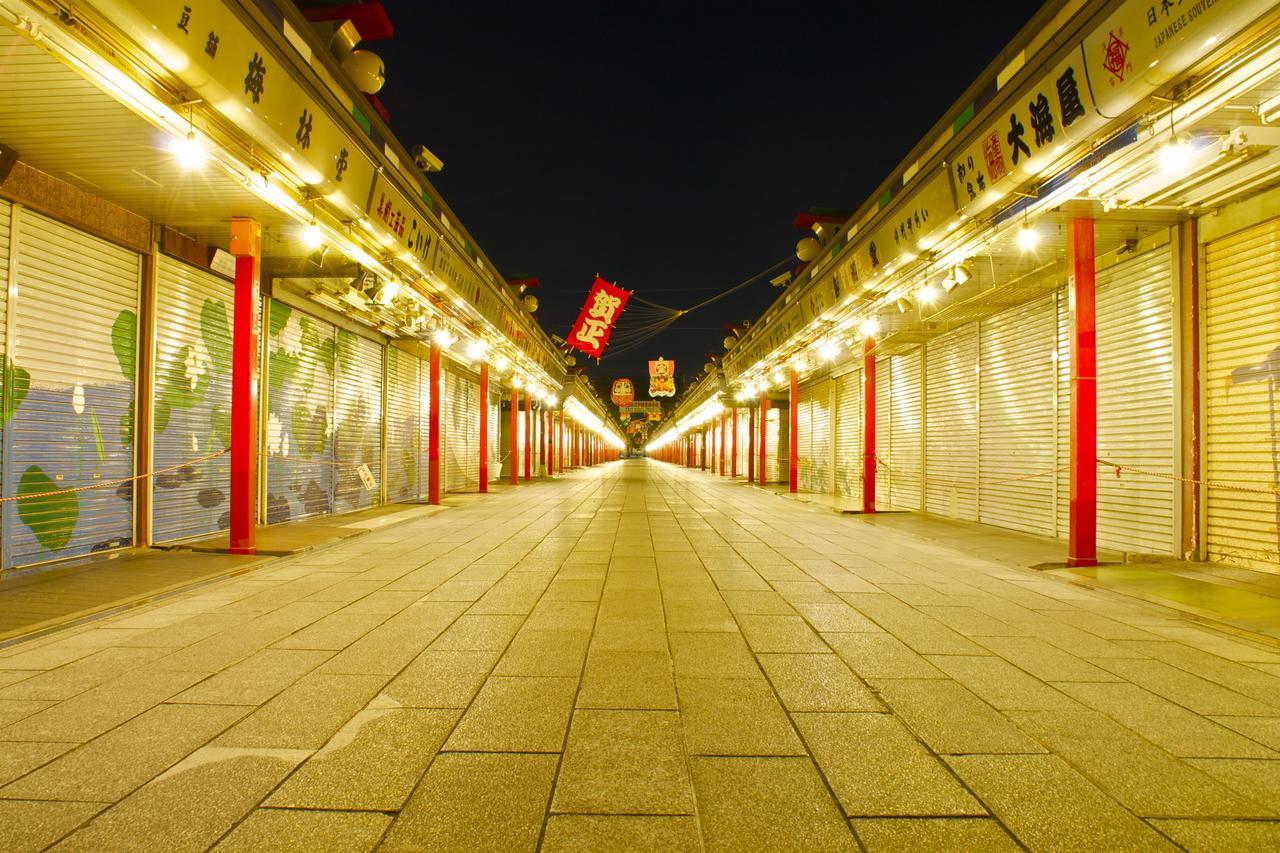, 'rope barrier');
0,449,228,503
1098,457,1280,497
